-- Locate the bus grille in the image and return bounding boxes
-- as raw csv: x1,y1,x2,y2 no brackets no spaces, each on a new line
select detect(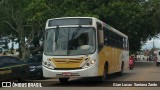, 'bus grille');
50,58,84,68
54,67,82,70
